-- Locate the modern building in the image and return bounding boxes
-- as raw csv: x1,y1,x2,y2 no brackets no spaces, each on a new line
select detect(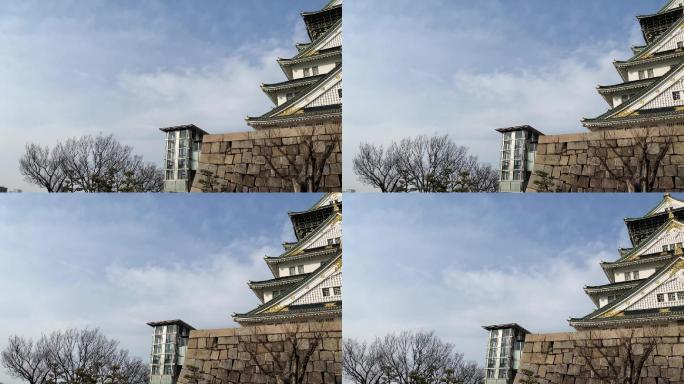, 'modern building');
495,126,543,193
233,192,342,325
159,125,207,193
483,324,530,384
570,193,684,328
497,0,684,192
159,0,342,192
147,320,195,384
